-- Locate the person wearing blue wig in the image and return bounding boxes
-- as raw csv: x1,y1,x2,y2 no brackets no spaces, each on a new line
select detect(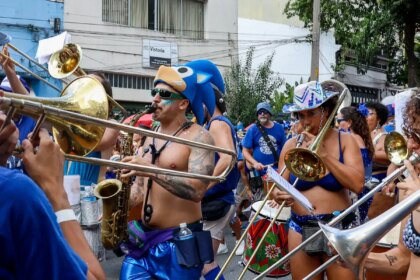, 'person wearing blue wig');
119,61,217,280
